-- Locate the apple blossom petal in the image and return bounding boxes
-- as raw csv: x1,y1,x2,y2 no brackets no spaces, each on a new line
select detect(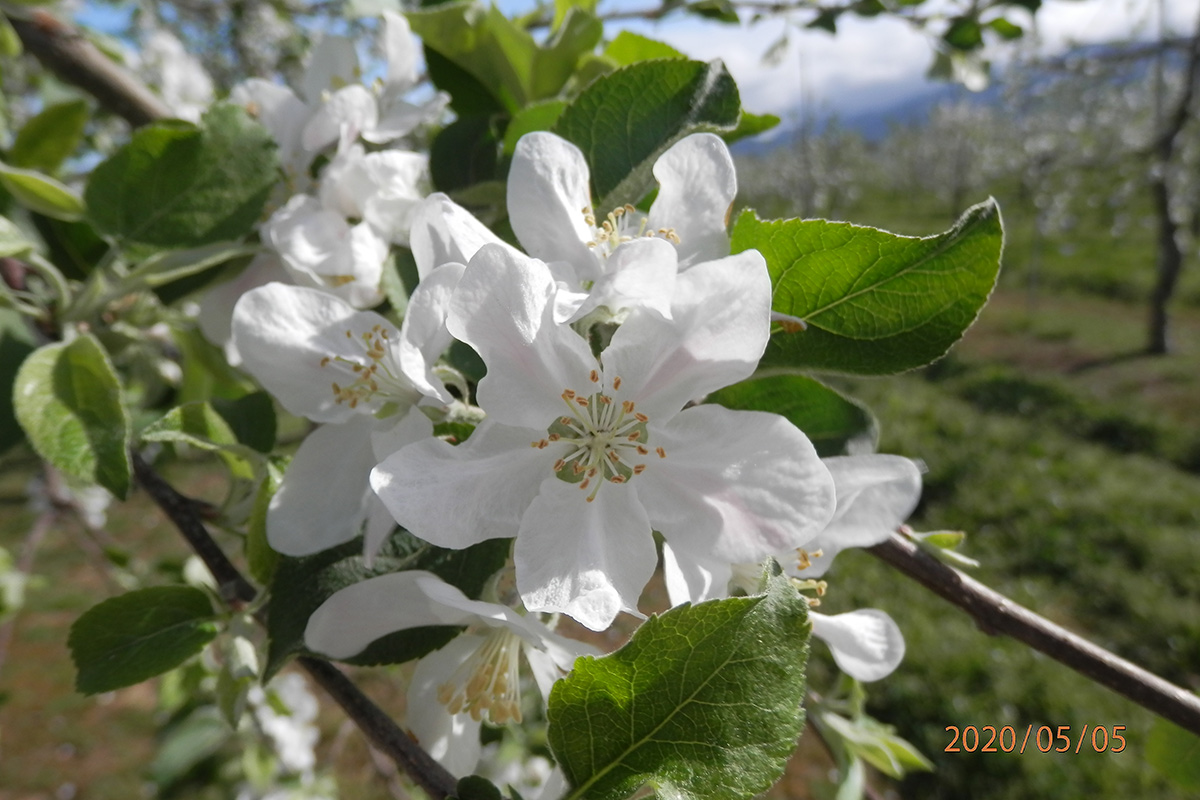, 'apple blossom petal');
601,250,770,419
232,283,409,422
649,133,736,268
360,151,430,244
368,90,450,143
381,11,419,89
394,263,462,404
507,132,597,272
410,193,514,279
304,571,481,659
301,35,360,105
364,410,435,560
810,609,906,682
570,237,677,322
317,144,372,219
516,478,655,631
637,405,836,565
371,420,548,548
197,252,289,364
660,542,733,606
267,417,378,556
230,79,309,171
448,245,596,429
795,455,922,578
407,636,485,776
302,84,378,153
